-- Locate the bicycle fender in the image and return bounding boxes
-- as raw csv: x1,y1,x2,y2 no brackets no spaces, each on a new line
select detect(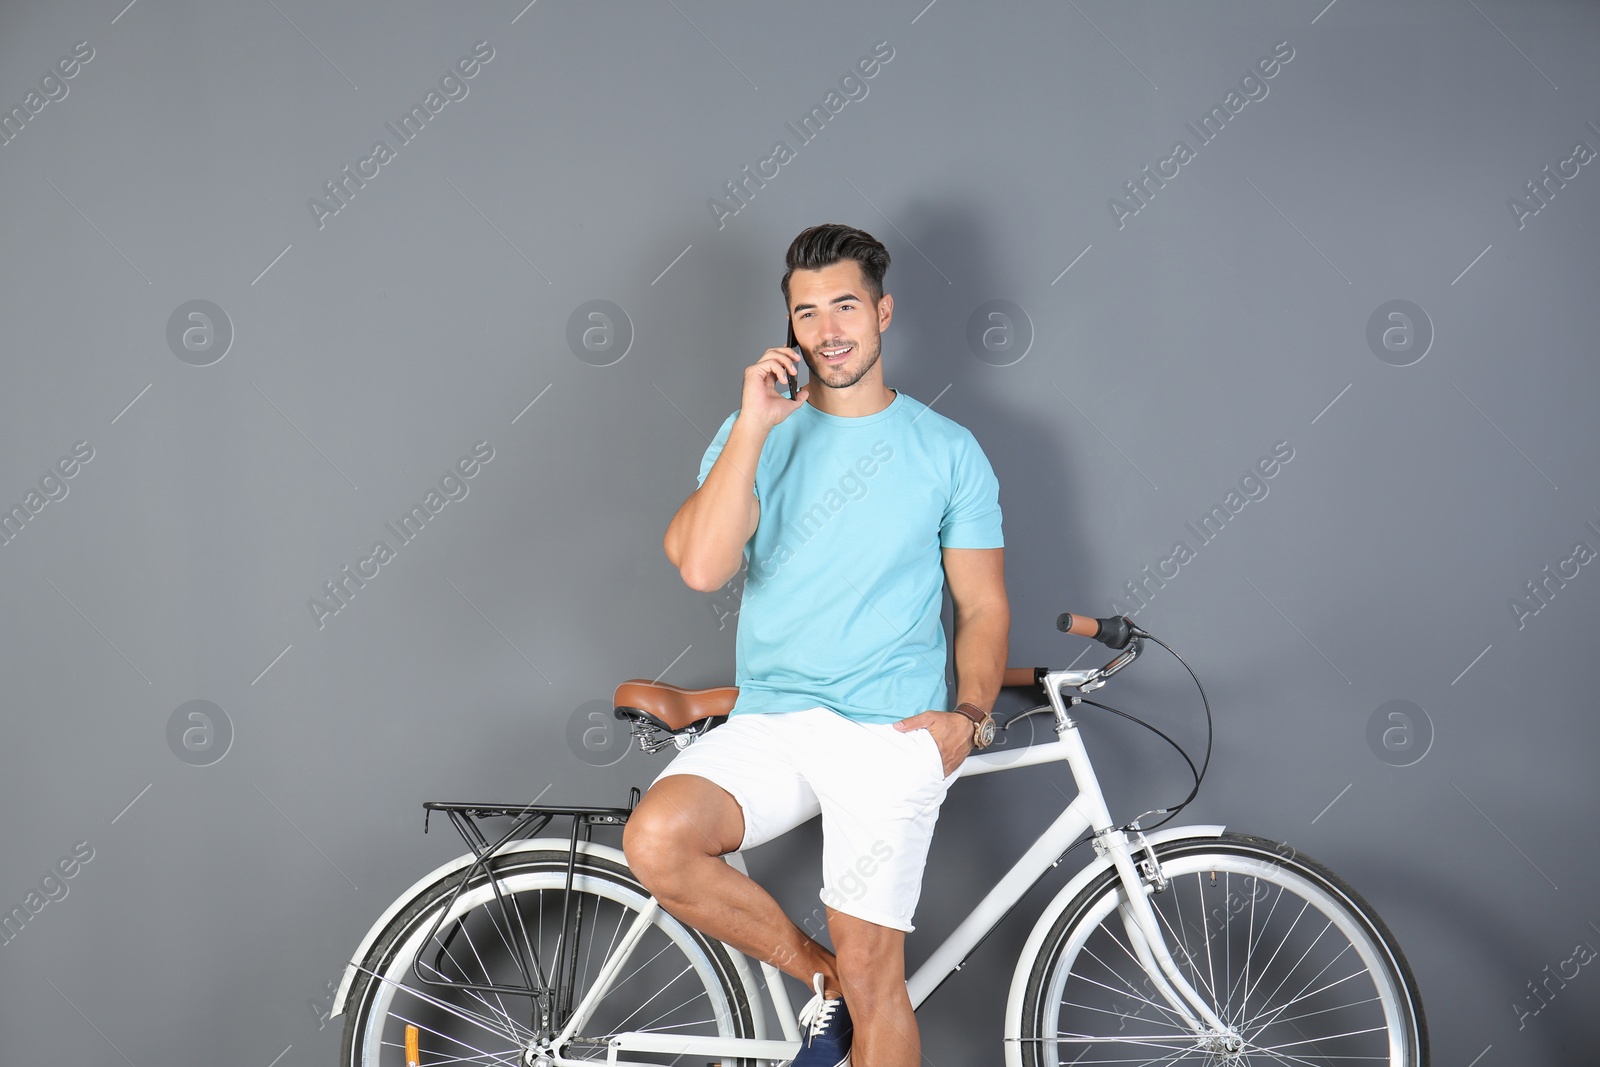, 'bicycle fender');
329,836,628,1019
1001,824,1225,1067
